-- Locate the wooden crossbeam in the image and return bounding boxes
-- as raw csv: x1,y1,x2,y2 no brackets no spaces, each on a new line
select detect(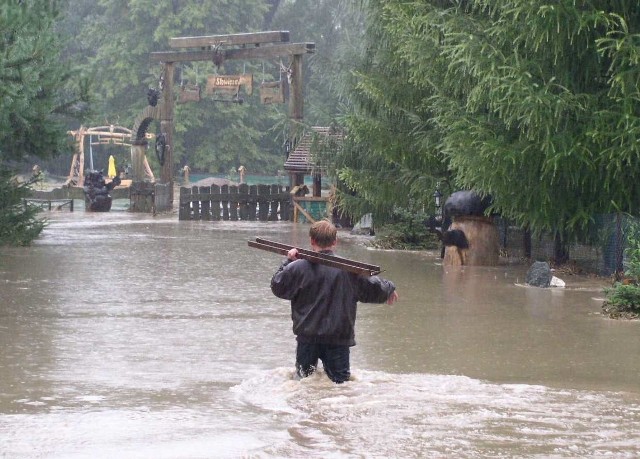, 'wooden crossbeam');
150,42,315,63
248,237,382,276
170,31,290,49
293,200,316,224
